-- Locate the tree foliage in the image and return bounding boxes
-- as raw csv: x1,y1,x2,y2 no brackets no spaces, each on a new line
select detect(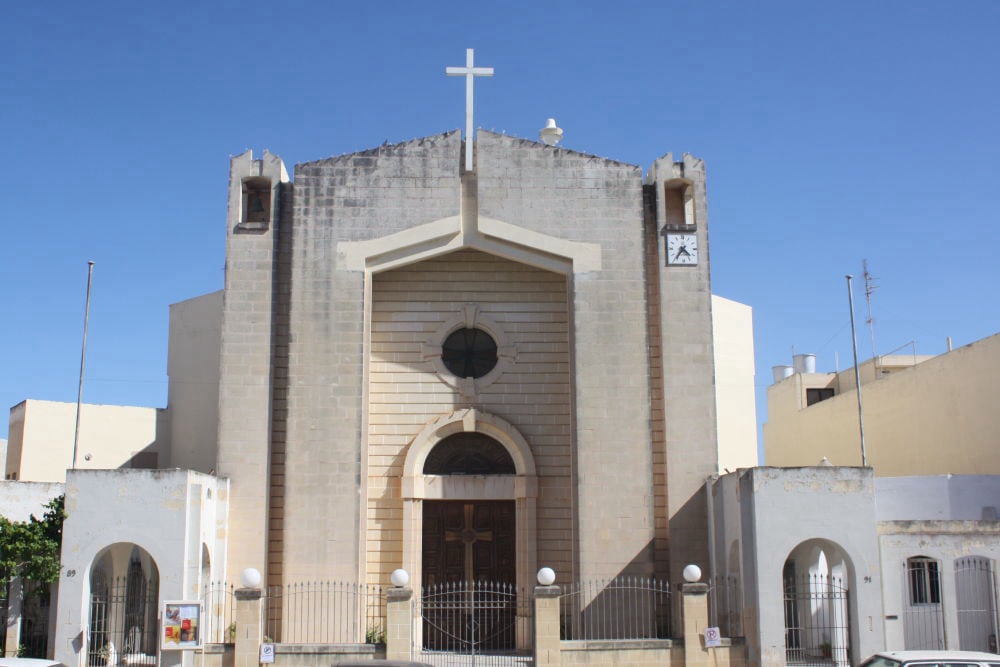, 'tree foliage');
0,495,65,584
